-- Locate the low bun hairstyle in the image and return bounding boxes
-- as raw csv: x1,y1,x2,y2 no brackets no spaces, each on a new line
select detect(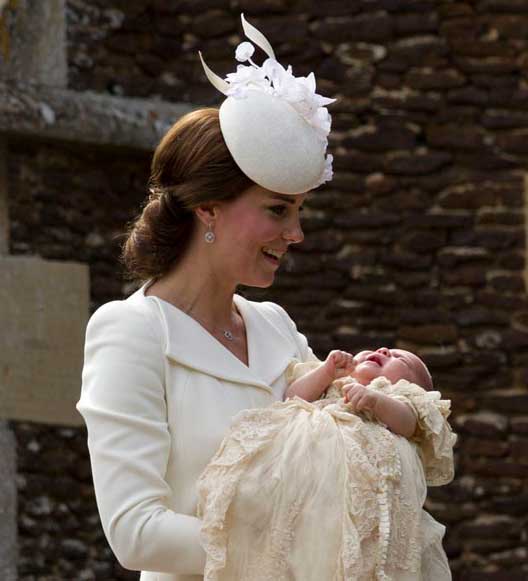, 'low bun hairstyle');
120,108,255,283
